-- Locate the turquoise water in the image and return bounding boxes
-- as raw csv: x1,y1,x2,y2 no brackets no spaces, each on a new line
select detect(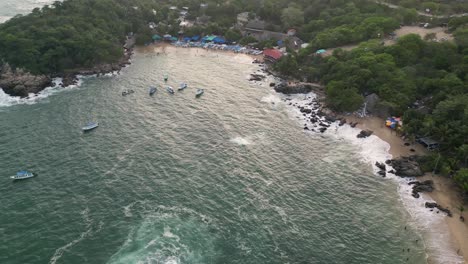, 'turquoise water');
0,47,428,263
